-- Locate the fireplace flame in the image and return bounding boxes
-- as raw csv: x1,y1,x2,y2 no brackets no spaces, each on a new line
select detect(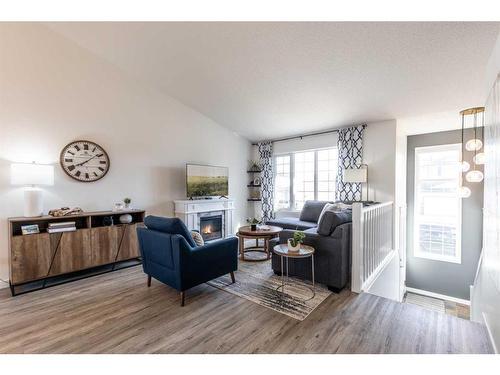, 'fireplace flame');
202,225,212,234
